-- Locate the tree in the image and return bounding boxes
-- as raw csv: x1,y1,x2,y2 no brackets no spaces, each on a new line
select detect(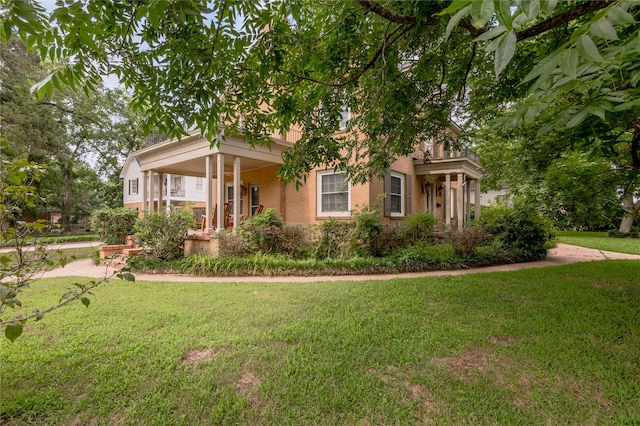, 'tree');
2,1,638,228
